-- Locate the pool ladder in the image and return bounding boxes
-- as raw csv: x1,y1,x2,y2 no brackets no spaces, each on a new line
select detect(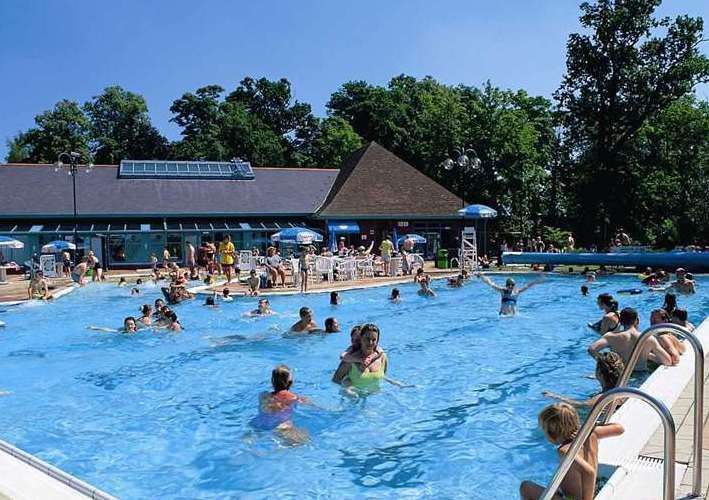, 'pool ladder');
541,323,703,500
